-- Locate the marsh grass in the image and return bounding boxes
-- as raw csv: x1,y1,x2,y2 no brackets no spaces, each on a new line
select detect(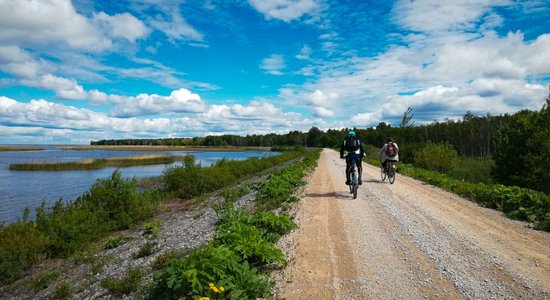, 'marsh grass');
9,154,184,171
0,146,44,152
